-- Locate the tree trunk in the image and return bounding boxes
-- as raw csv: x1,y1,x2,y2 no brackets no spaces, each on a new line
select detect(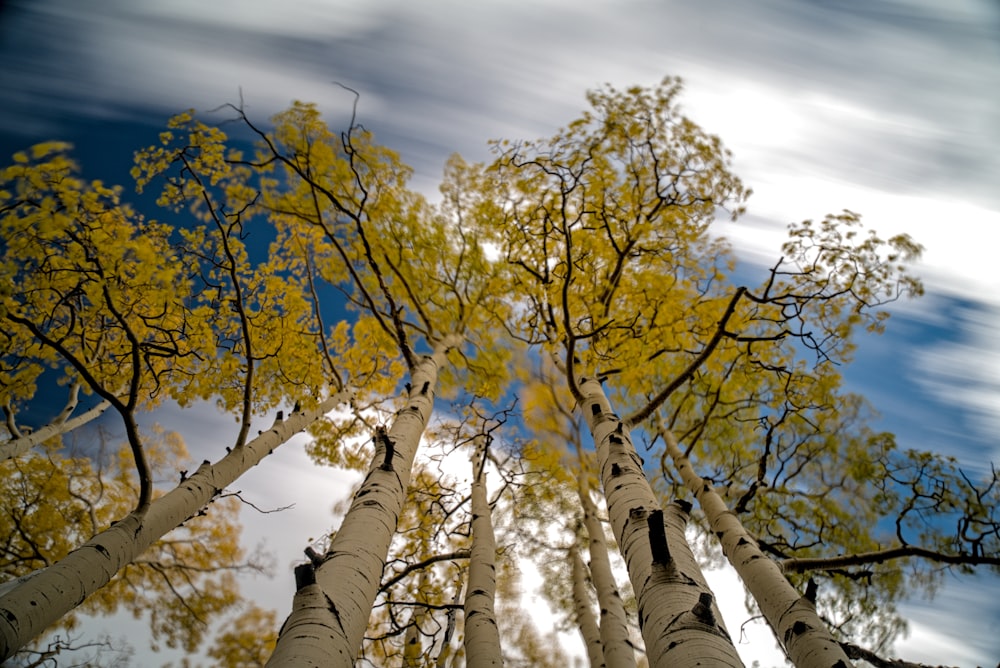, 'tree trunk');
267,341,453,666
464,456,502,667
570,545,607,668
662,426,855,668
578,378,743,668
578,472,636,668
267,565,341,667
0,392,350,661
